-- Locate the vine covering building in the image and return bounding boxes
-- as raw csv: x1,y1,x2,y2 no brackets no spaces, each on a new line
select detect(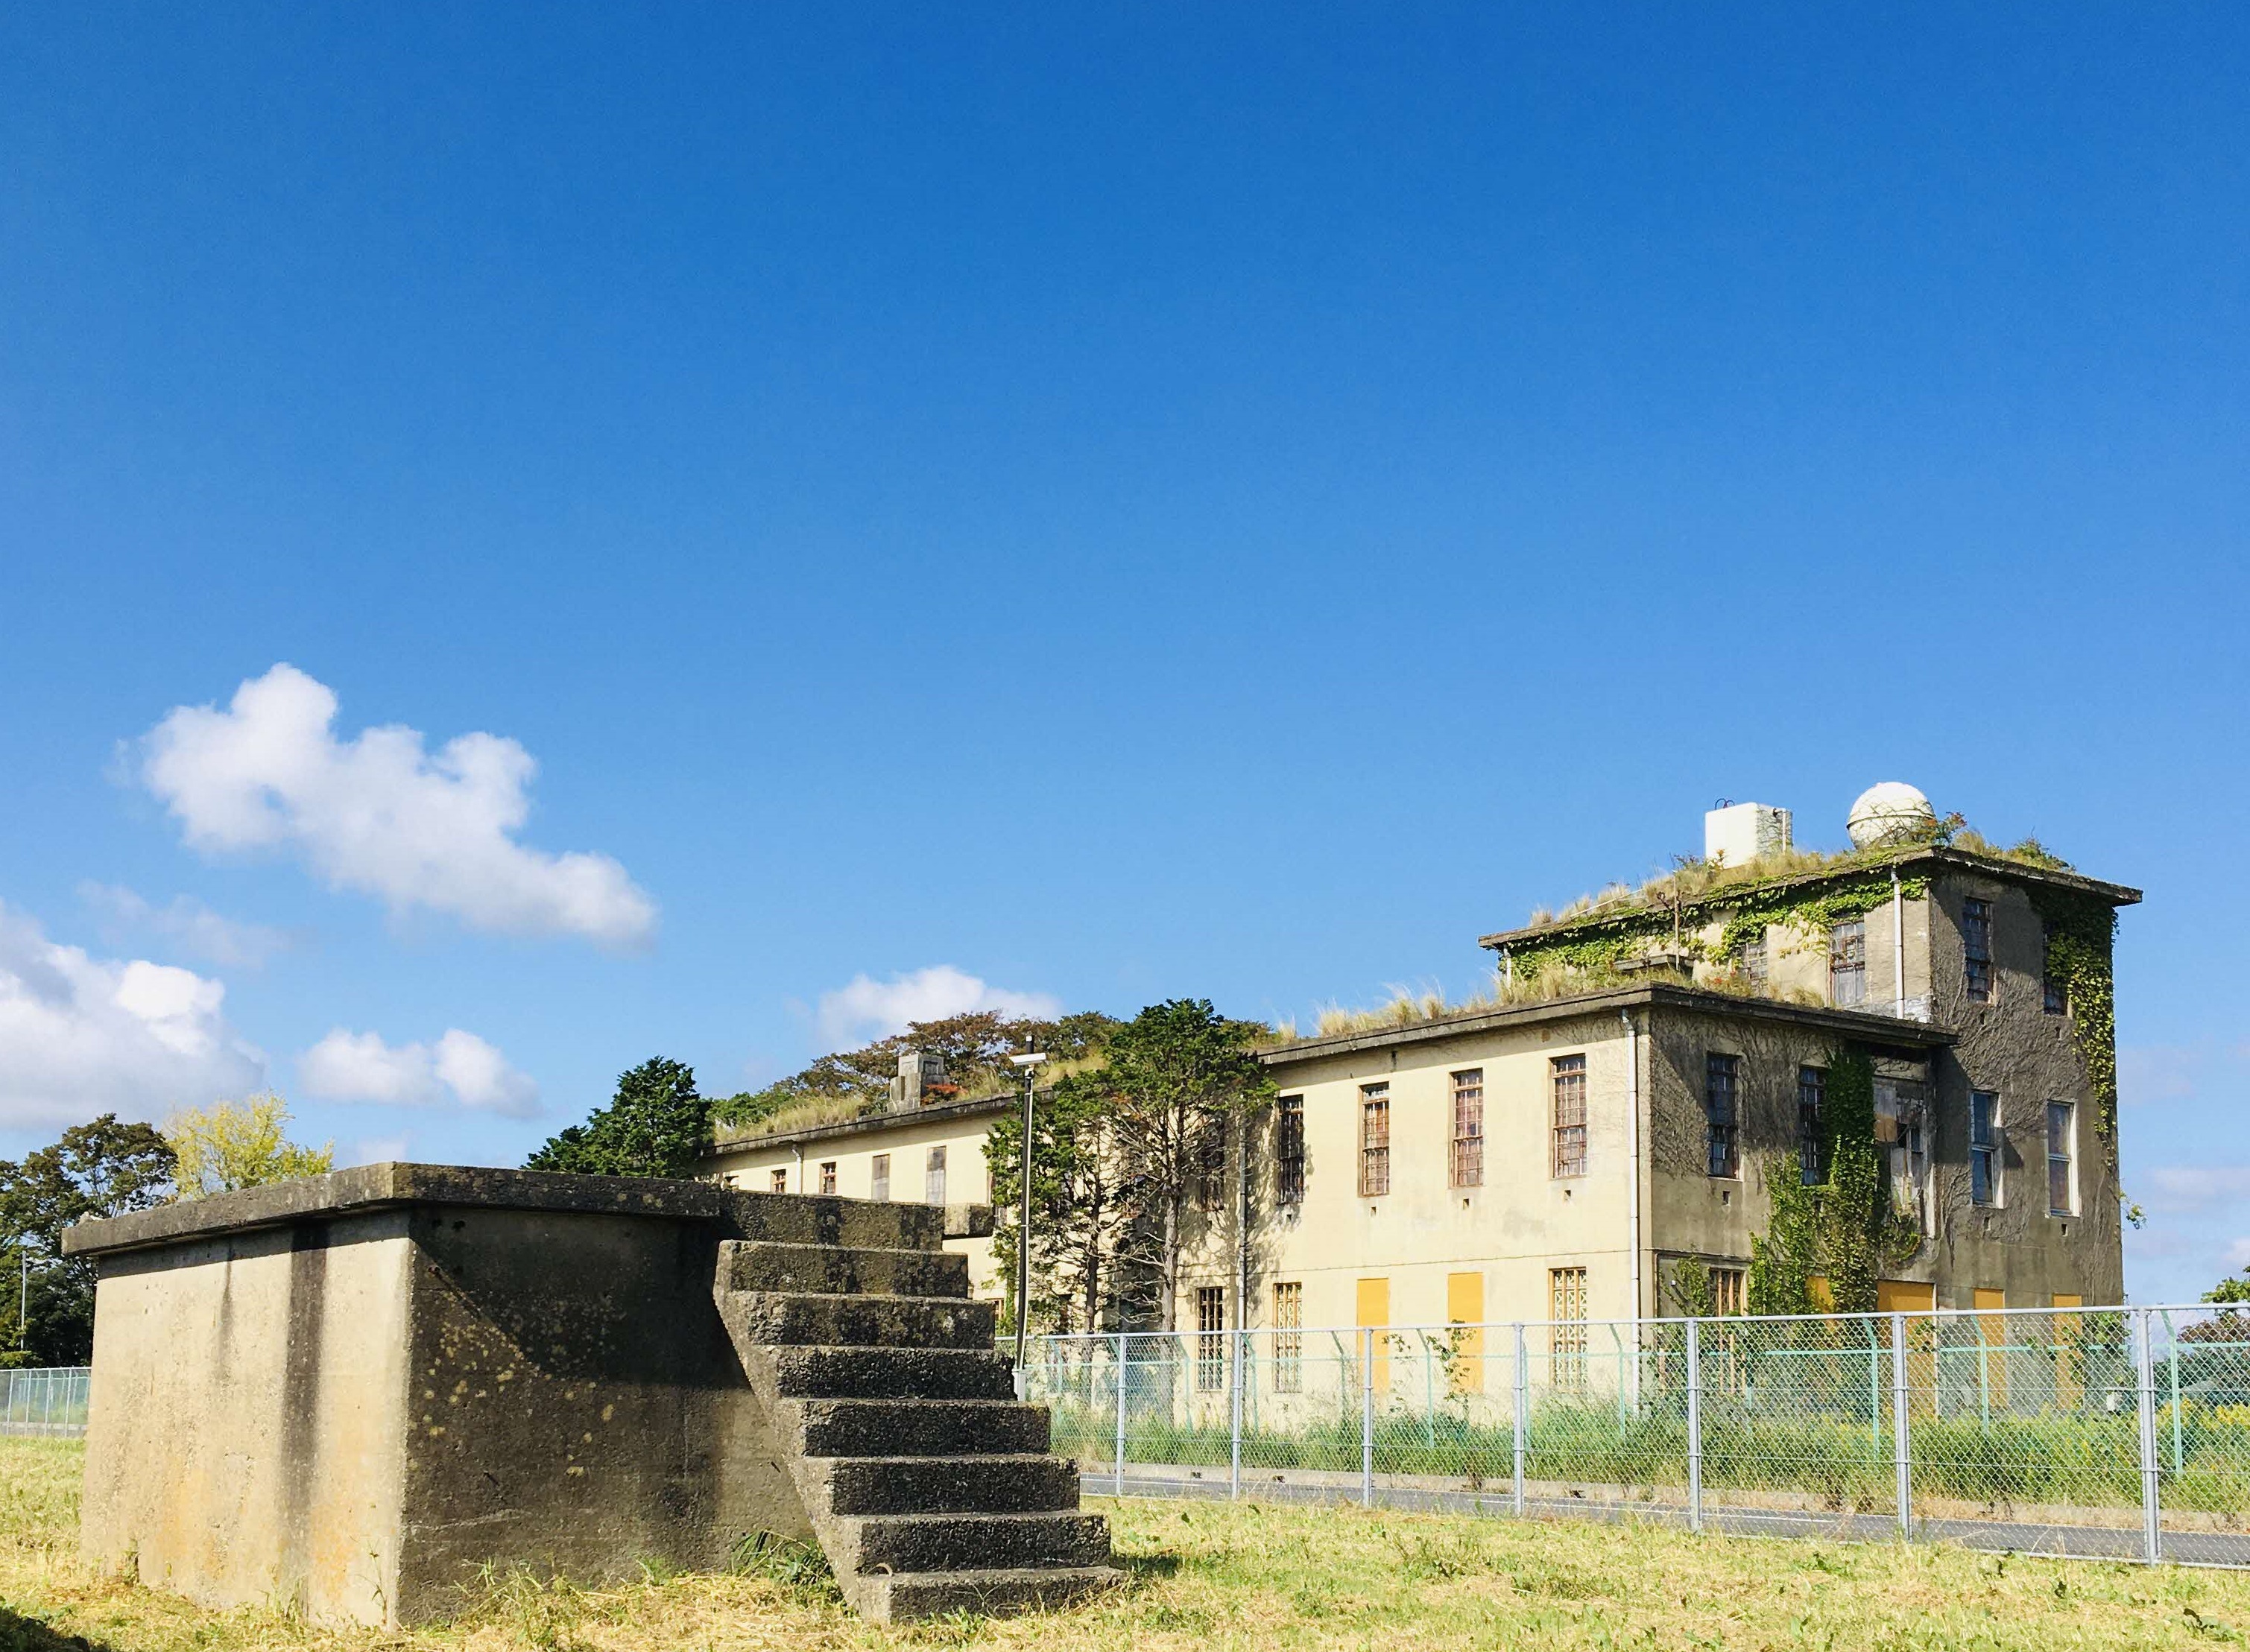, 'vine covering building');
704,786,2136,1335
